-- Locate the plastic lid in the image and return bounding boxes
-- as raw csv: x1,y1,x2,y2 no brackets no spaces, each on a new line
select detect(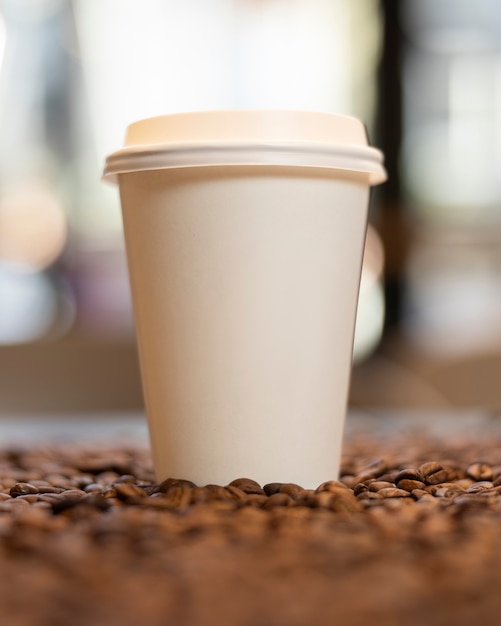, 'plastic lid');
103,110,387,185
